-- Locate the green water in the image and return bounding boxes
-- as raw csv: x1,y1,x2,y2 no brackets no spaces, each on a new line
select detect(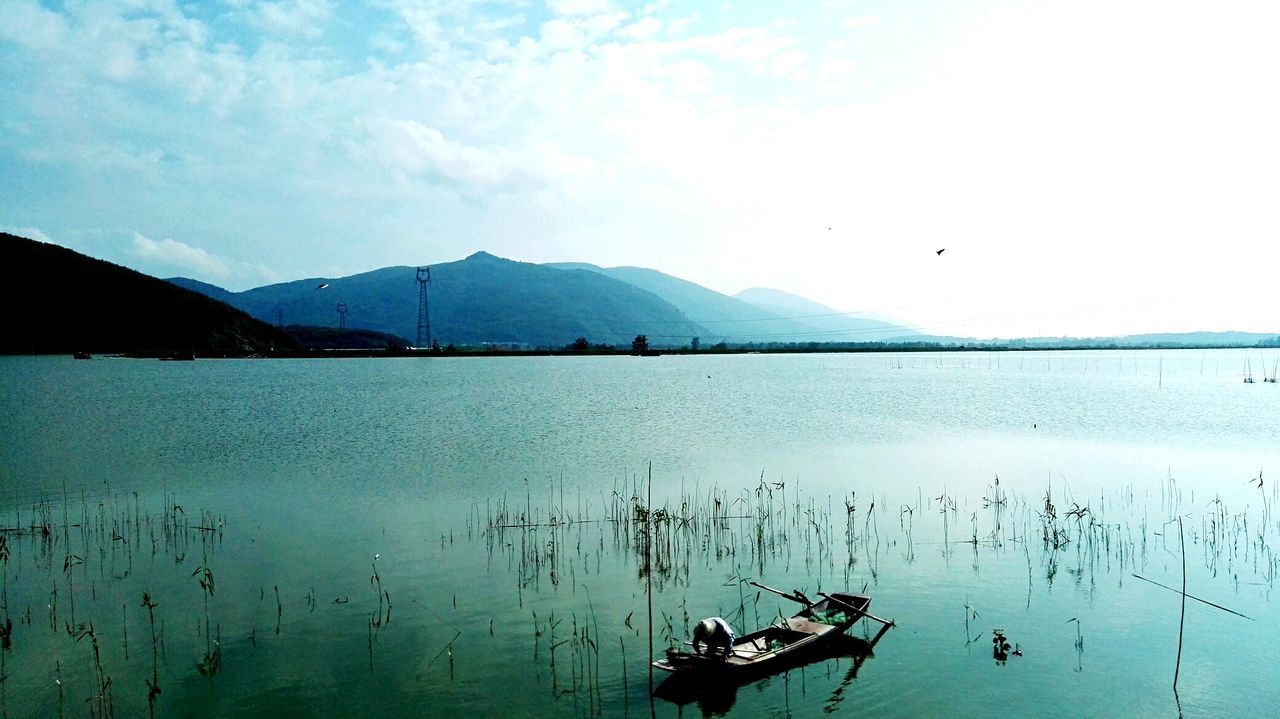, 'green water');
0,350,1278,717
